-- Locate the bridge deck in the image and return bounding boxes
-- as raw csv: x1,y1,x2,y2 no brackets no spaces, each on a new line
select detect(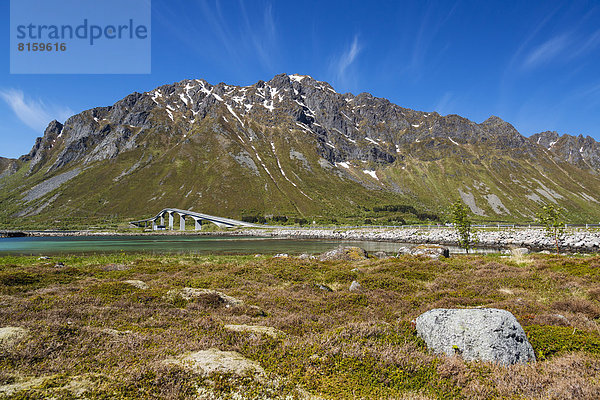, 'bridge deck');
130,208,263,230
